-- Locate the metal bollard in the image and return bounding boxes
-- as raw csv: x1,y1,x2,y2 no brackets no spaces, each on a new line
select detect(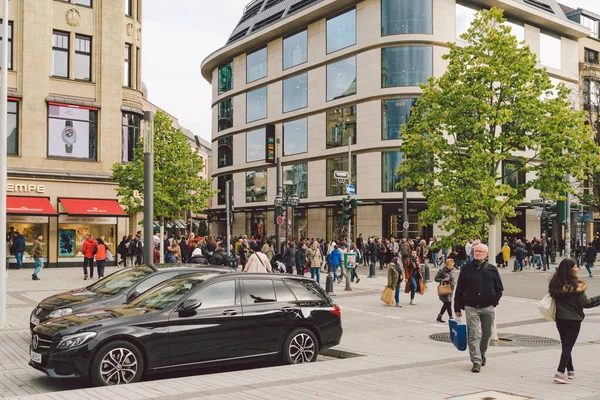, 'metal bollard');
326,273,335,295
368,262,376,278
